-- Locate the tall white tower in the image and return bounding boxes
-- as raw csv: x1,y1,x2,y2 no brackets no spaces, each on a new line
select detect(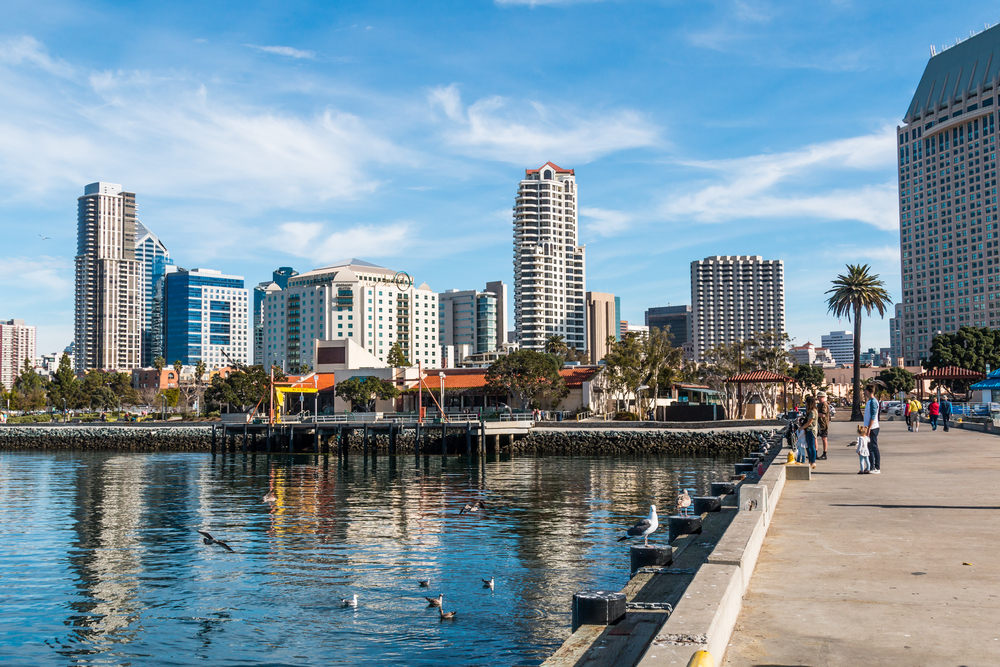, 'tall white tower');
513,162,586,352
74,182,142,374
